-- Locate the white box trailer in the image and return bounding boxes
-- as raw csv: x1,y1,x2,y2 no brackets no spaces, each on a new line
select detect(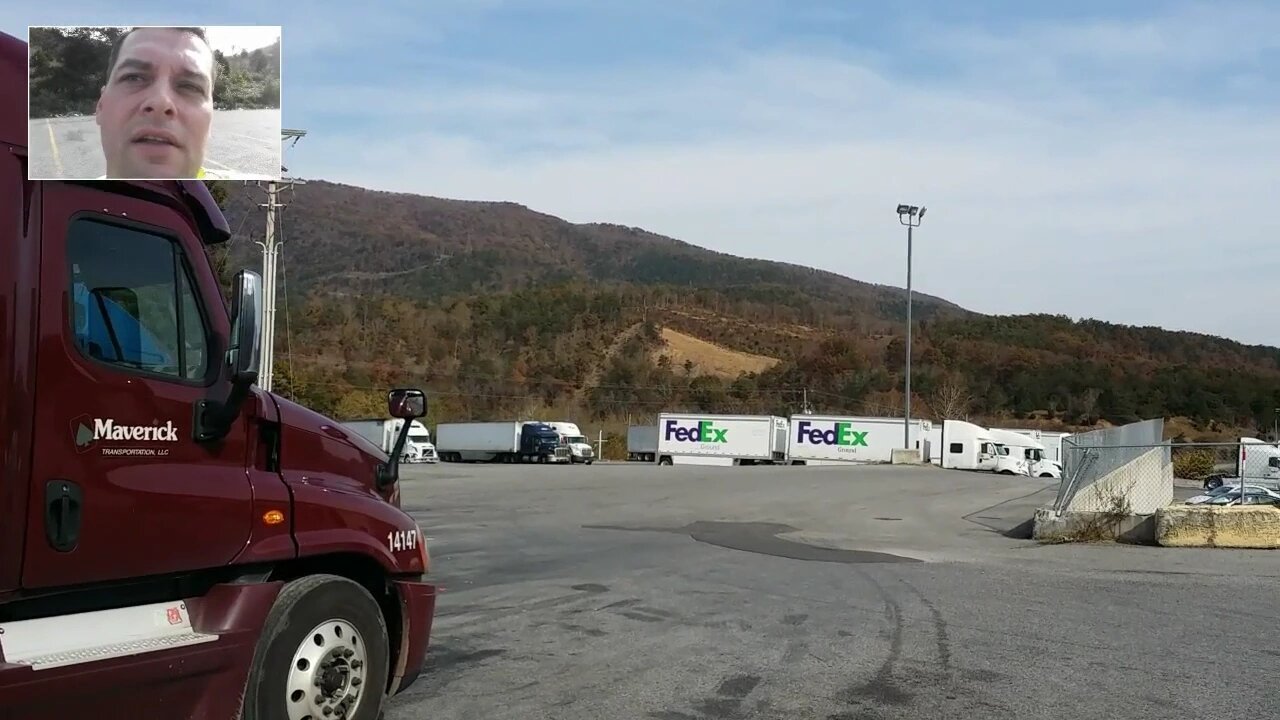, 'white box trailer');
655,413,789,466
626,425,658,462
788,414,931,465
435,421,570,463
